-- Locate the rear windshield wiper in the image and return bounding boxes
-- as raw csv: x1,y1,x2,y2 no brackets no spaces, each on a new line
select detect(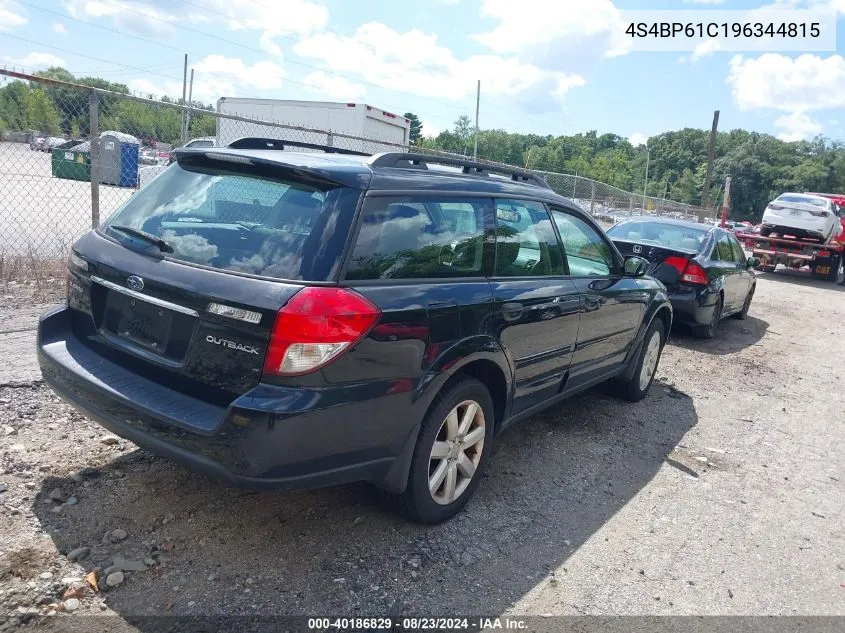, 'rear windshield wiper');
109,225,175,254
